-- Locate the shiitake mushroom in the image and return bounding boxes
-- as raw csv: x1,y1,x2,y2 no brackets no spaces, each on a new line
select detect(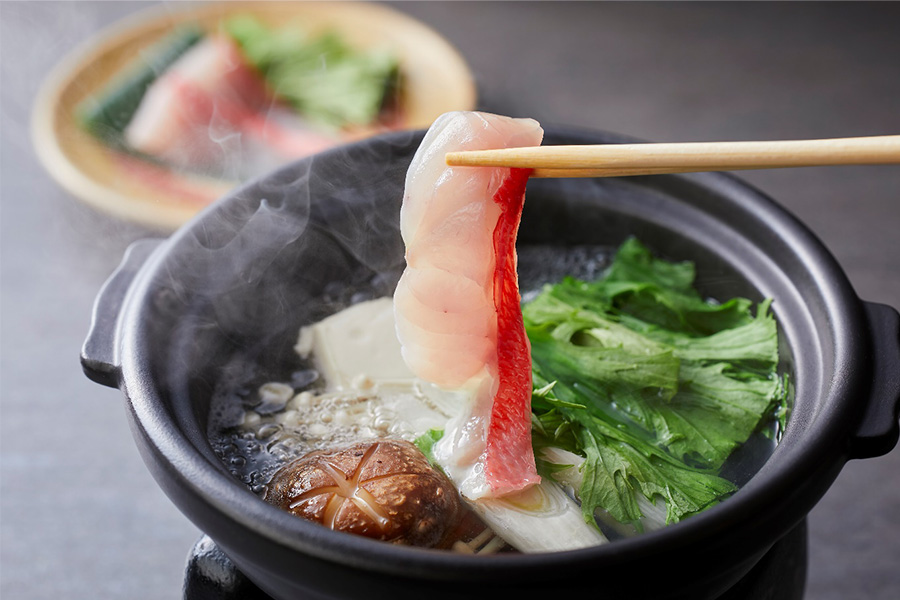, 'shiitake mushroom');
265,439,465,548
